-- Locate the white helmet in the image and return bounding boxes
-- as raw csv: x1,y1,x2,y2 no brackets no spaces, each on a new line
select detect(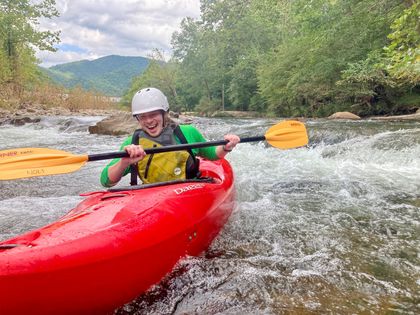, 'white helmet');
131,87,169,116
